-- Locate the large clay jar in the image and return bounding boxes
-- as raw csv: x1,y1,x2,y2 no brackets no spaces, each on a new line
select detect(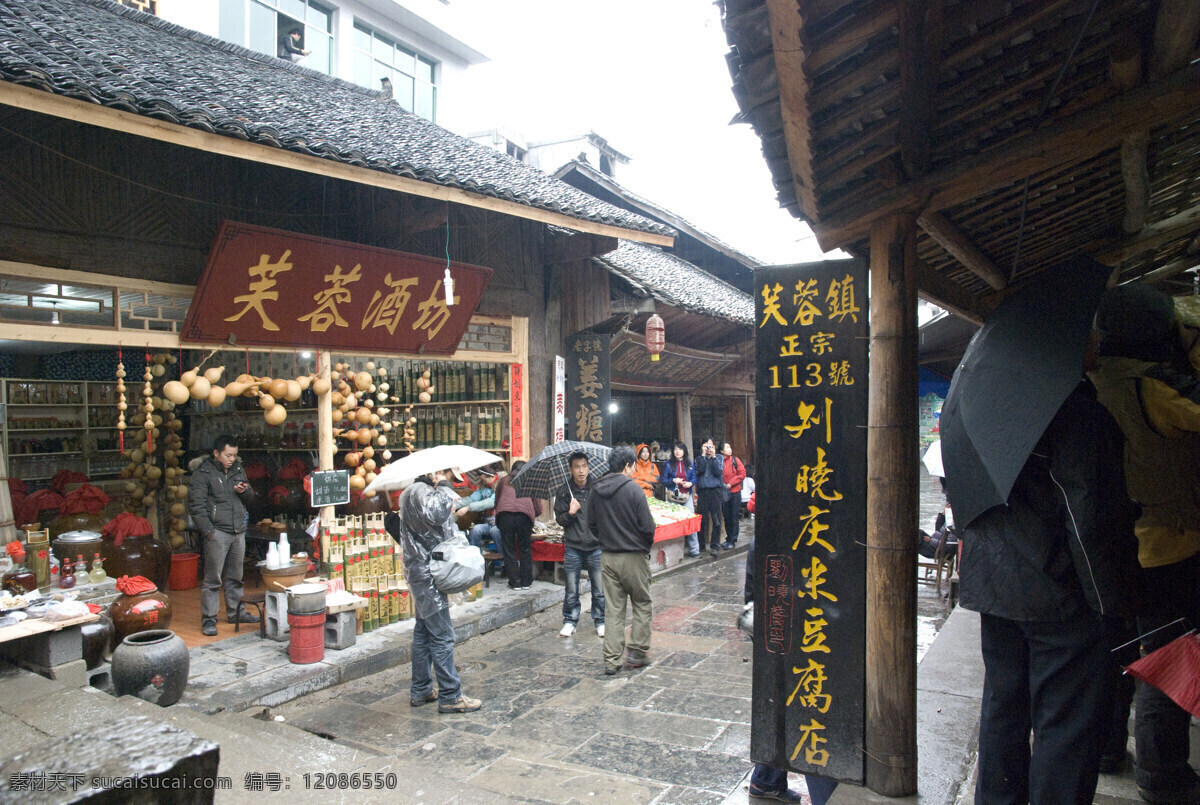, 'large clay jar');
111,629,189,706
48,512,106,540
80,612,115,670
109,585,173,643
103,533,172,592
